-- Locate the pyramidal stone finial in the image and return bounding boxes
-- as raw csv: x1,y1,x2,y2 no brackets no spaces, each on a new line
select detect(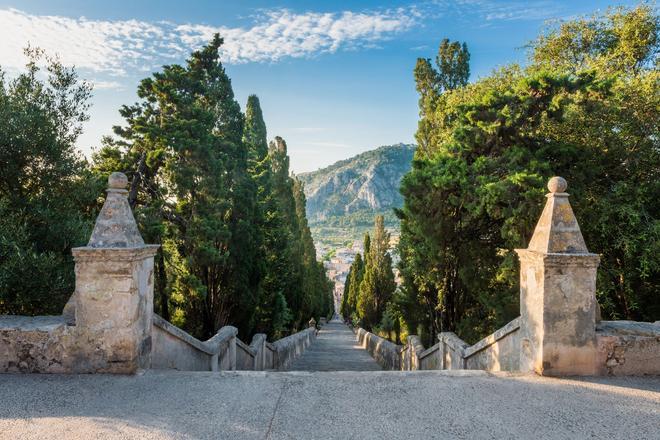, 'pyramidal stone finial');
87,172,145,248
526,177,588,254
